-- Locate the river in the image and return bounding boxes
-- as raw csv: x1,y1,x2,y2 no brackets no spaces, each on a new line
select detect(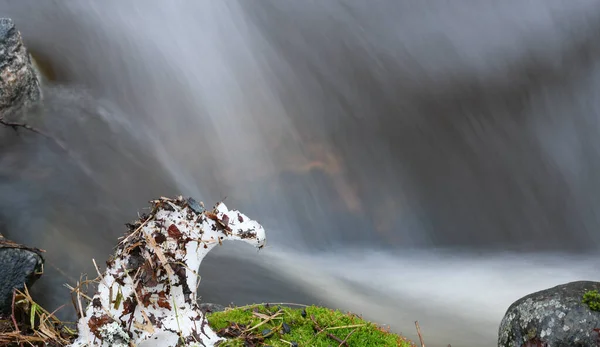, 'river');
0,1,599,346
